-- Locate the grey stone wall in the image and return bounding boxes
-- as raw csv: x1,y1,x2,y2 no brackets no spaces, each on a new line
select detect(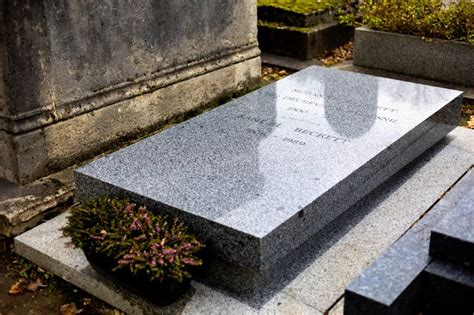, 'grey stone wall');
0,0,260,184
